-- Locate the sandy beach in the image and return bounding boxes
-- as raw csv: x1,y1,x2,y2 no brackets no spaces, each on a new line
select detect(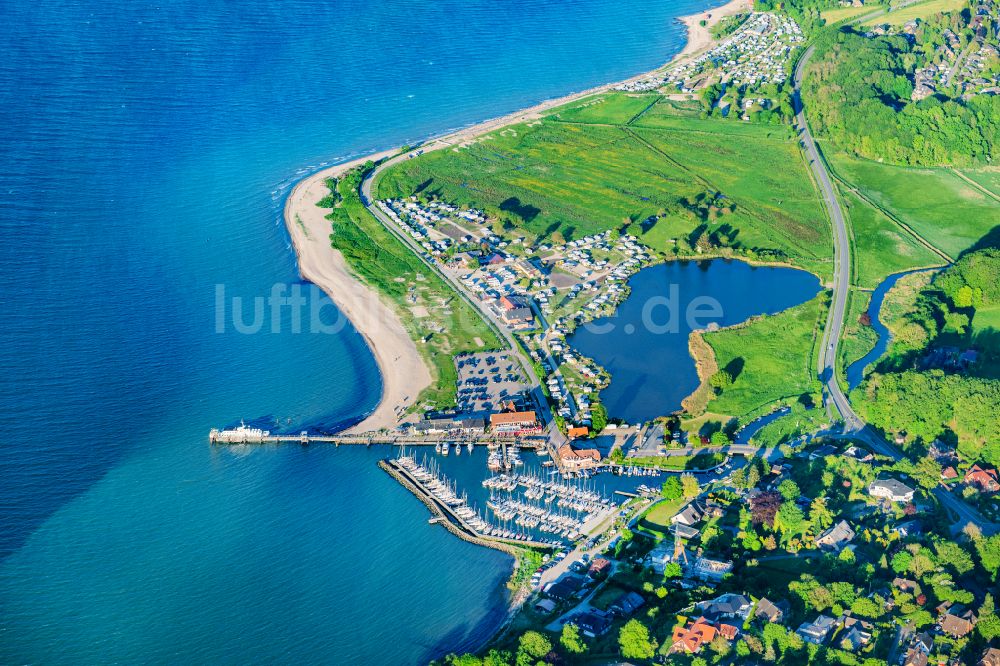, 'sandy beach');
284,150,432,434
283,0,749,433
